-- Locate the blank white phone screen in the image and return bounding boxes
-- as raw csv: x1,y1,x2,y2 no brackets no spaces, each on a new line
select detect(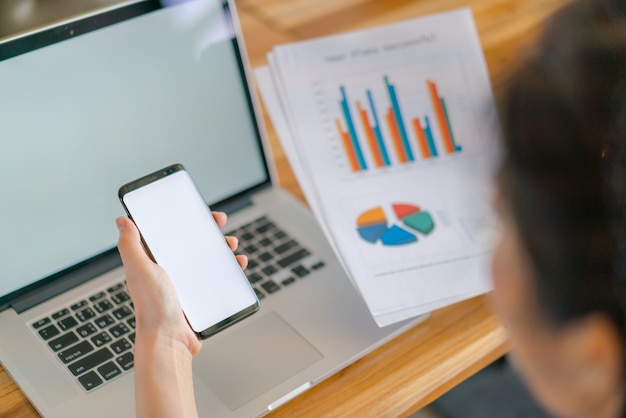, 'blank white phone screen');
122,170,257,333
